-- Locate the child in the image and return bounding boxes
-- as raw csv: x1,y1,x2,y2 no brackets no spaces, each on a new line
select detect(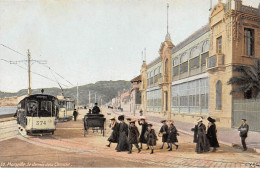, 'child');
159,120,170,149
167,120,179,151
128,120,141,154
146,124,157,154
